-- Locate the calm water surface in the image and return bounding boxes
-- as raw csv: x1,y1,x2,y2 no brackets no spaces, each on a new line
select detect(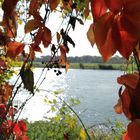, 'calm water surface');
12,68,127,126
